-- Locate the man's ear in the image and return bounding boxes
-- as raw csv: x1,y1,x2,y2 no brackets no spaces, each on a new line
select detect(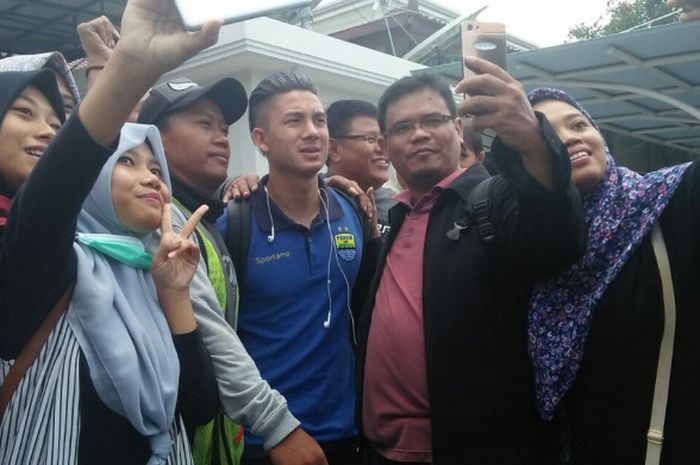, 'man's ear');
251,127,268,155
454,117,464,141
328,138,342,164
